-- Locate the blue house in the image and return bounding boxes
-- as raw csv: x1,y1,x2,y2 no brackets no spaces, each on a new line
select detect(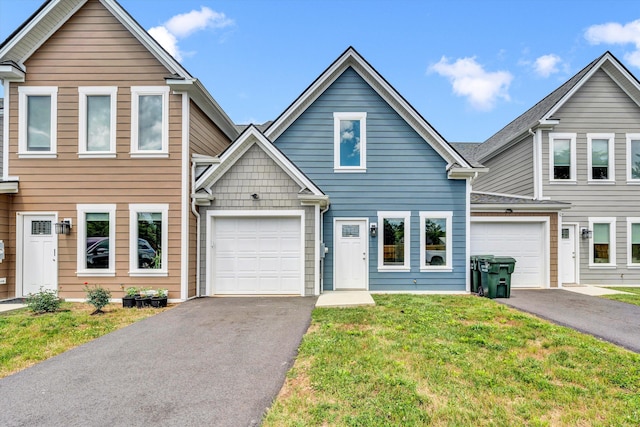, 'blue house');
195,48,482,296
